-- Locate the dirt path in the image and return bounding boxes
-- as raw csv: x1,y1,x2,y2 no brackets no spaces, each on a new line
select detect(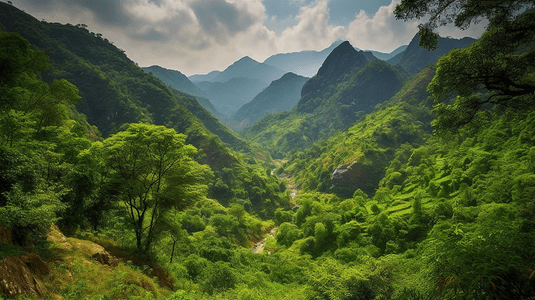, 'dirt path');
252,226,278,254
